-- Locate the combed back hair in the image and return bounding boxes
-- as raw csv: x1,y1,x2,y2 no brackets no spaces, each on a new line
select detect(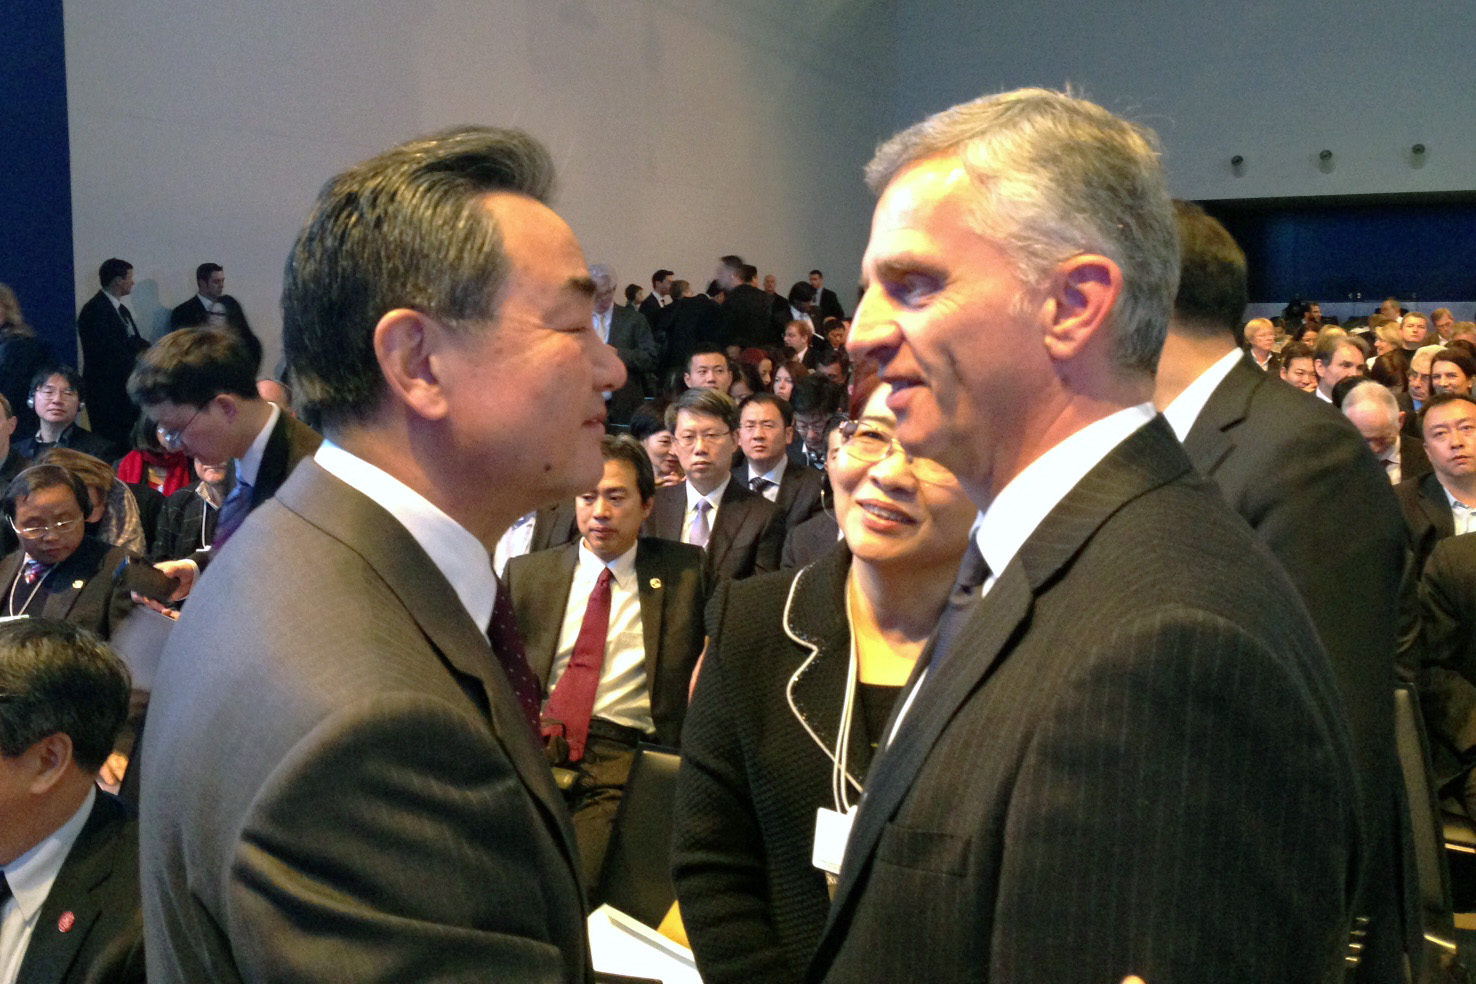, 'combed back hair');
1313,330,1352,365
600,434,655,503
129,326,258,406
787,282,816,308
1433,307,1454,322
651,269,673,286
1243,318,1274,345
627,401,670,442
0,619,130,771
1171,201,1248,340
666,386,738,432
1434,348,1476,380
98,258,131,288
786,319,813,342
1342,380,1400,421
739,392,794,428
195,262,222,284
864,87,1179,374
3,464,91,521
1412,344,1446,374
282,126,556,432
1343,334,1372,360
